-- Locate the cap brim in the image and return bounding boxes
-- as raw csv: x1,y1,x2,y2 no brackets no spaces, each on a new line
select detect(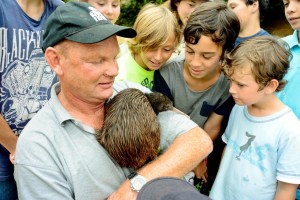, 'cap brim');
137,177,211,200
66,23,136,44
